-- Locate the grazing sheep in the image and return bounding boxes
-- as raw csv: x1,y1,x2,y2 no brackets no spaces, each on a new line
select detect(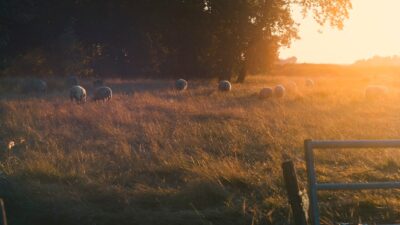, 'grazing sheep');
21,79,47,94
66,76,79,87
259,87,273,99
305,79,314,87
365,85,388,99
175,79,188,91
274,85,286,98
93,86,112,101
286,81,298,92
93,79,104,88
69,85,87,103
218,80,232,92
